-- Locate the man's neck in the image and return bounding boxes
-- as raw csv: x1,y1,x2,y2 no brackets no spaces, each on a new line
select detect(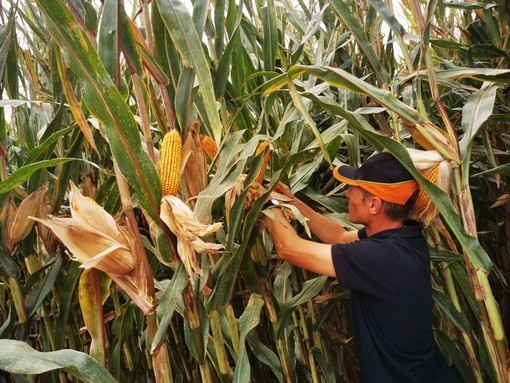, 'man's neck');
365,219,405,237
